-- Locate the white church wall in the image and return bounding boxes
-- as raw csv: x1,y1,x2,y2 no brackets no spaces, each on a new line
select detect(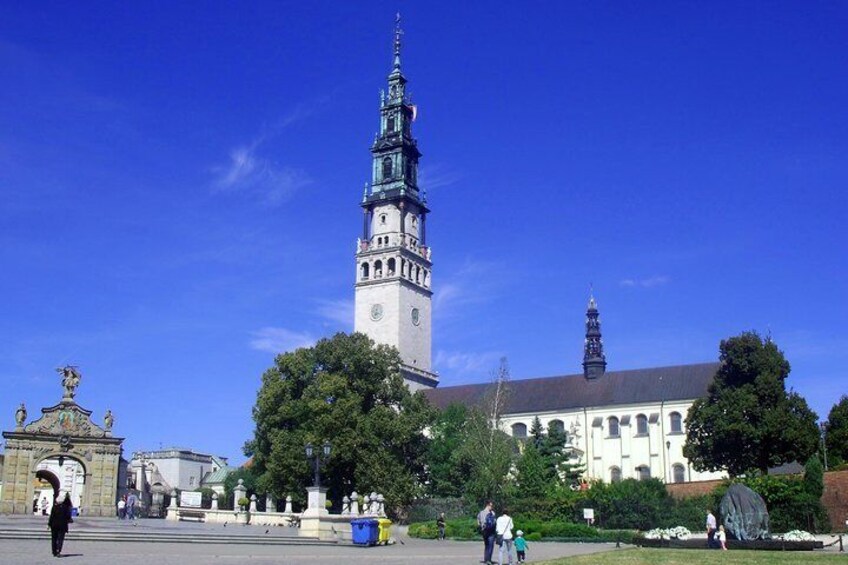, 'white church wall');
500,399,725,485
